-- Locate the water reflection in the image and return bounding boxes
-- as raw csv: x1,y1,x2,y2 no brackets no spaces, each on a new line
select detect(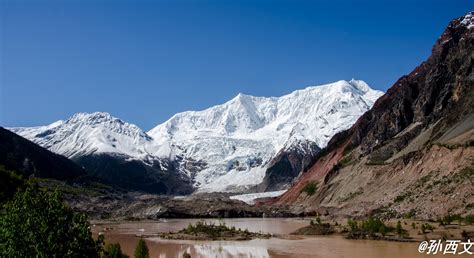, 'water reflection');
193,244,269,258
140,240,269,258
